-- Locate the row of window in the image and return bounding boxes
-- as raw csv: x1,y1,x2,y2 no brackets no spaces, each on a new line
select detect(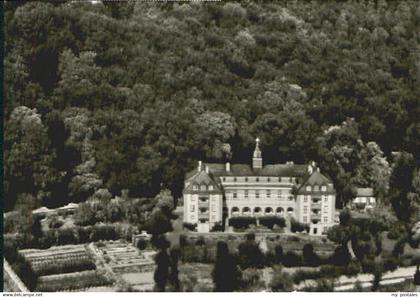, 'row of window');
303,195,329,203
192,184,215,191
222,177,295,183
190,205,217,213
190,196,218,202
230,190,294,200
303,206,329,213
303,216,329,223
305,185,328,192
190,215,217,221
